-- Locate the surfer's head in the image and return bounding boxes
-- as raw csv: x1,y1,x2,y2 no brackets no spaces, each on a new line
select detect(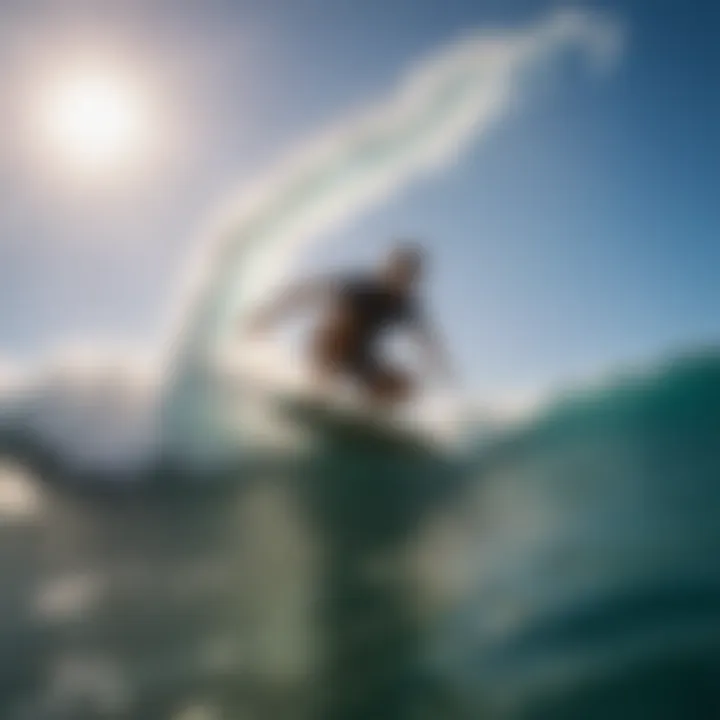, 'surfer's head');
382,243,425,291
